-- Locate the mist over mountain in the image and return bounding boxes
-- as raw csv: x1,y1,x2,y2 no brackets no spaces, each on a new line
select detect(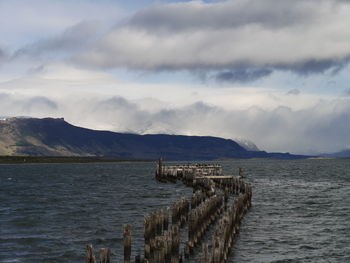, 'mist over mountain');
235,138,260,151
322,149,350,158
0,117,306,160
